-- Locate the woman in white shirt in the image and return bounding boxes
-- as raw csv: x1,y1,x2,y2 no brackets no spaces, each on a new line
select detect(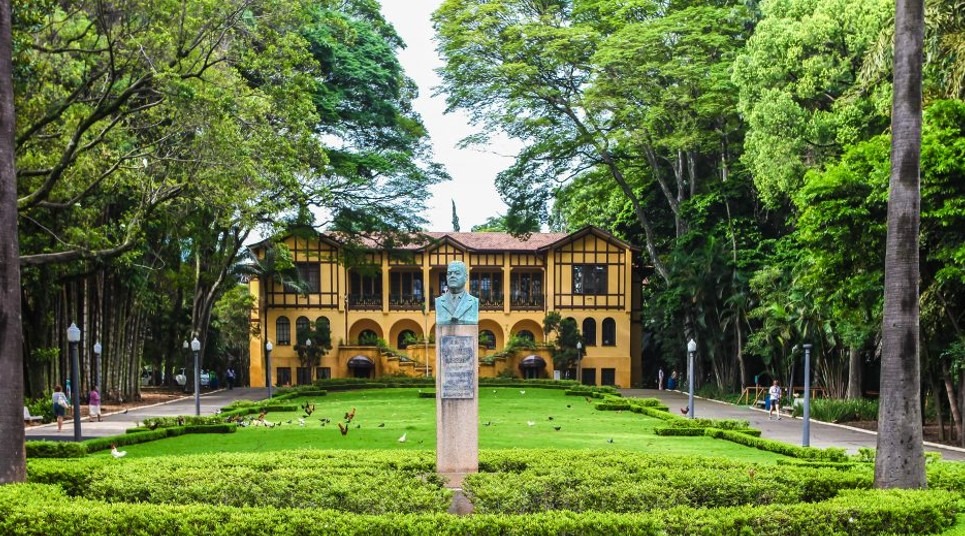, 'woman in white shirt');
52,385,69,431
768,380,782,420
